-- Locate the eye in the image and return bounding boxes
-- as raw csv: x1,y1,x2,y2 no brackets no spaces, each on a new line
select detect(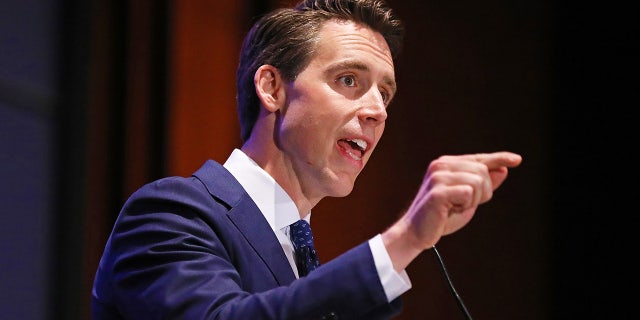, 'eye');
380,88,395,105
380,91,389,104
337,75,356,87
